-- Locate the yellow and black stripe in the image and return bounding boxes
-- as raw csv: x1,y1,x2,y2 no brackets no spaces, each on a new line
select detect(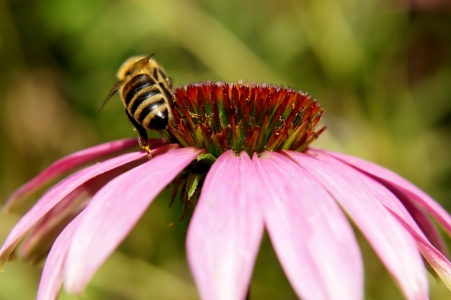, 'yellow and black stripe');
121,73,169,130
